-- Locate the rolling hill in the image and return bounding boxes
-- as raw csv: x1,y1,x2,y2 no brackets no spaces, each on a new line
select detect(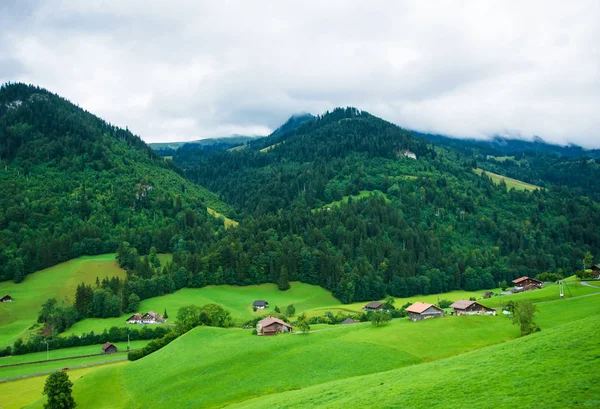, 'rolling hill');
0,83,233,283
